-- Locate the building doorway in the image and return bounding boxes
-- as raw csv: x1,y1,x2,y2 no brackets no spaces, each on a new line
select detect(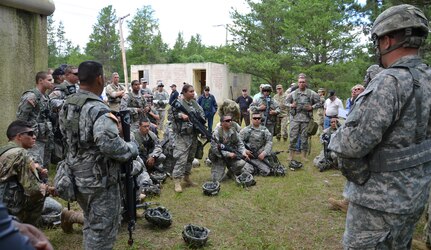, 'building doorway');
193,69,206,95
